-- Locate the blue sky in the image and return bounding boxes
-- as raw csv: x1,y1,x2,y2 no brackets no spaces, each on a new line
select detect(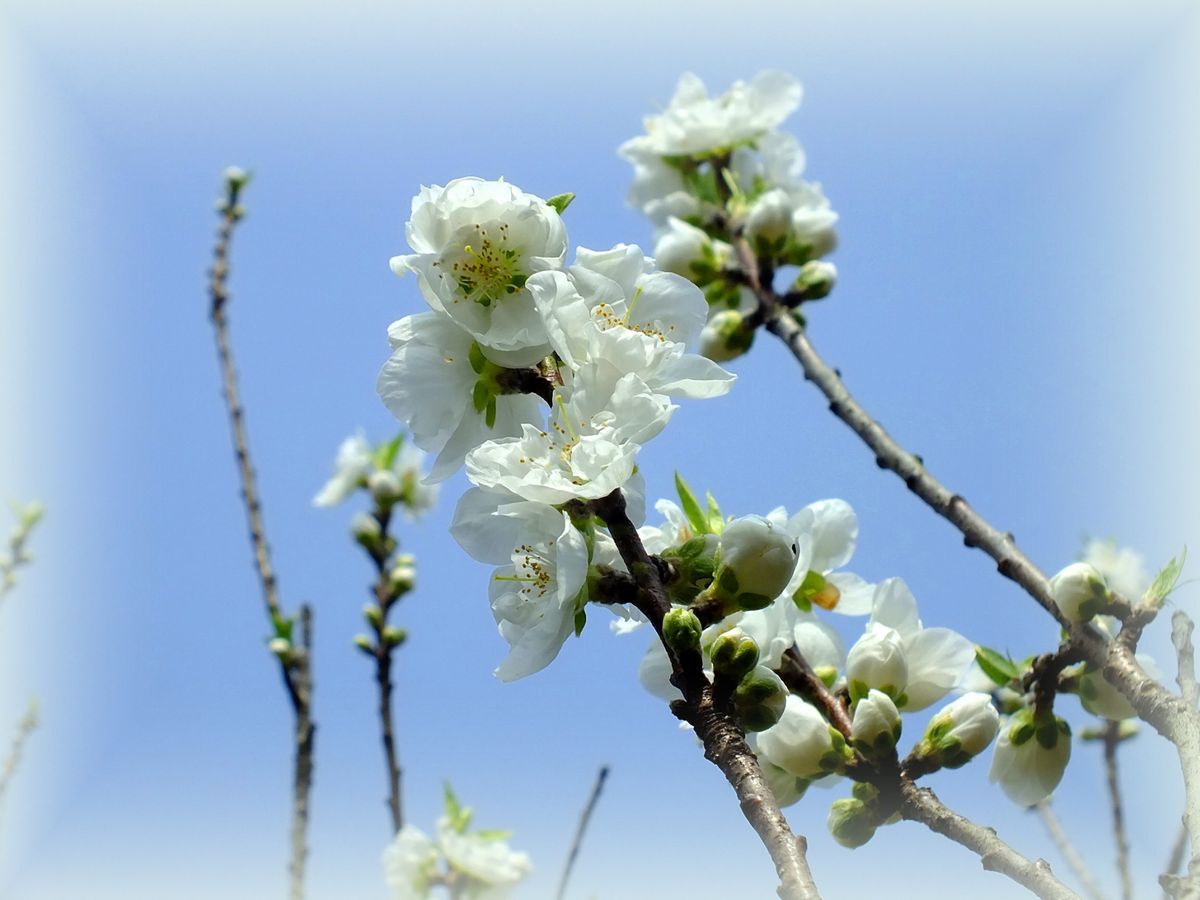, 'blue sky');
1,2,1198,897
